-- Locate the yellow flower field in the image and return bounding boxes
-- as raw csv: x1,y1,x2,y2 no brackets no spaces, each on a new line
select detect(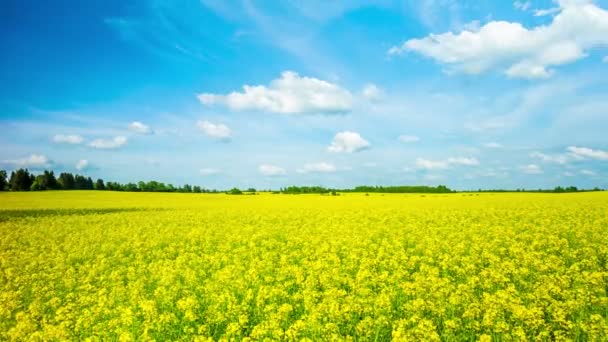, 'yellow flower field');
1,191,607,341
